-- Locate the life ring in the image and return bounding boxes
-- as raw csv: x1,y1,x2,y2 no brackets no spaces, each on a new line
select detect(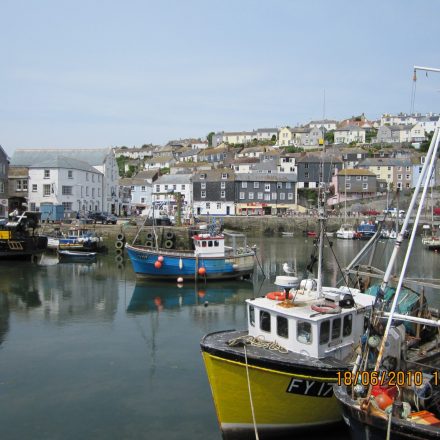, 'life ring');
266,291,292,301
311,303,341,314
